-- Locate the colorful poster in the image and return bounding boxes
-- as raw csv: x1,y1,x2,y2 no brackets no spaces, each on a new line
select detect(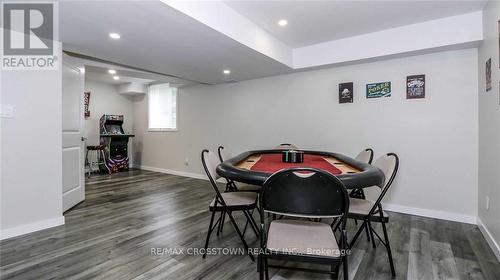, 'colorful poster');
486,58,492,92
366,82,391,98
406,75,425,99
84,91,91,117
339,82,353,103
